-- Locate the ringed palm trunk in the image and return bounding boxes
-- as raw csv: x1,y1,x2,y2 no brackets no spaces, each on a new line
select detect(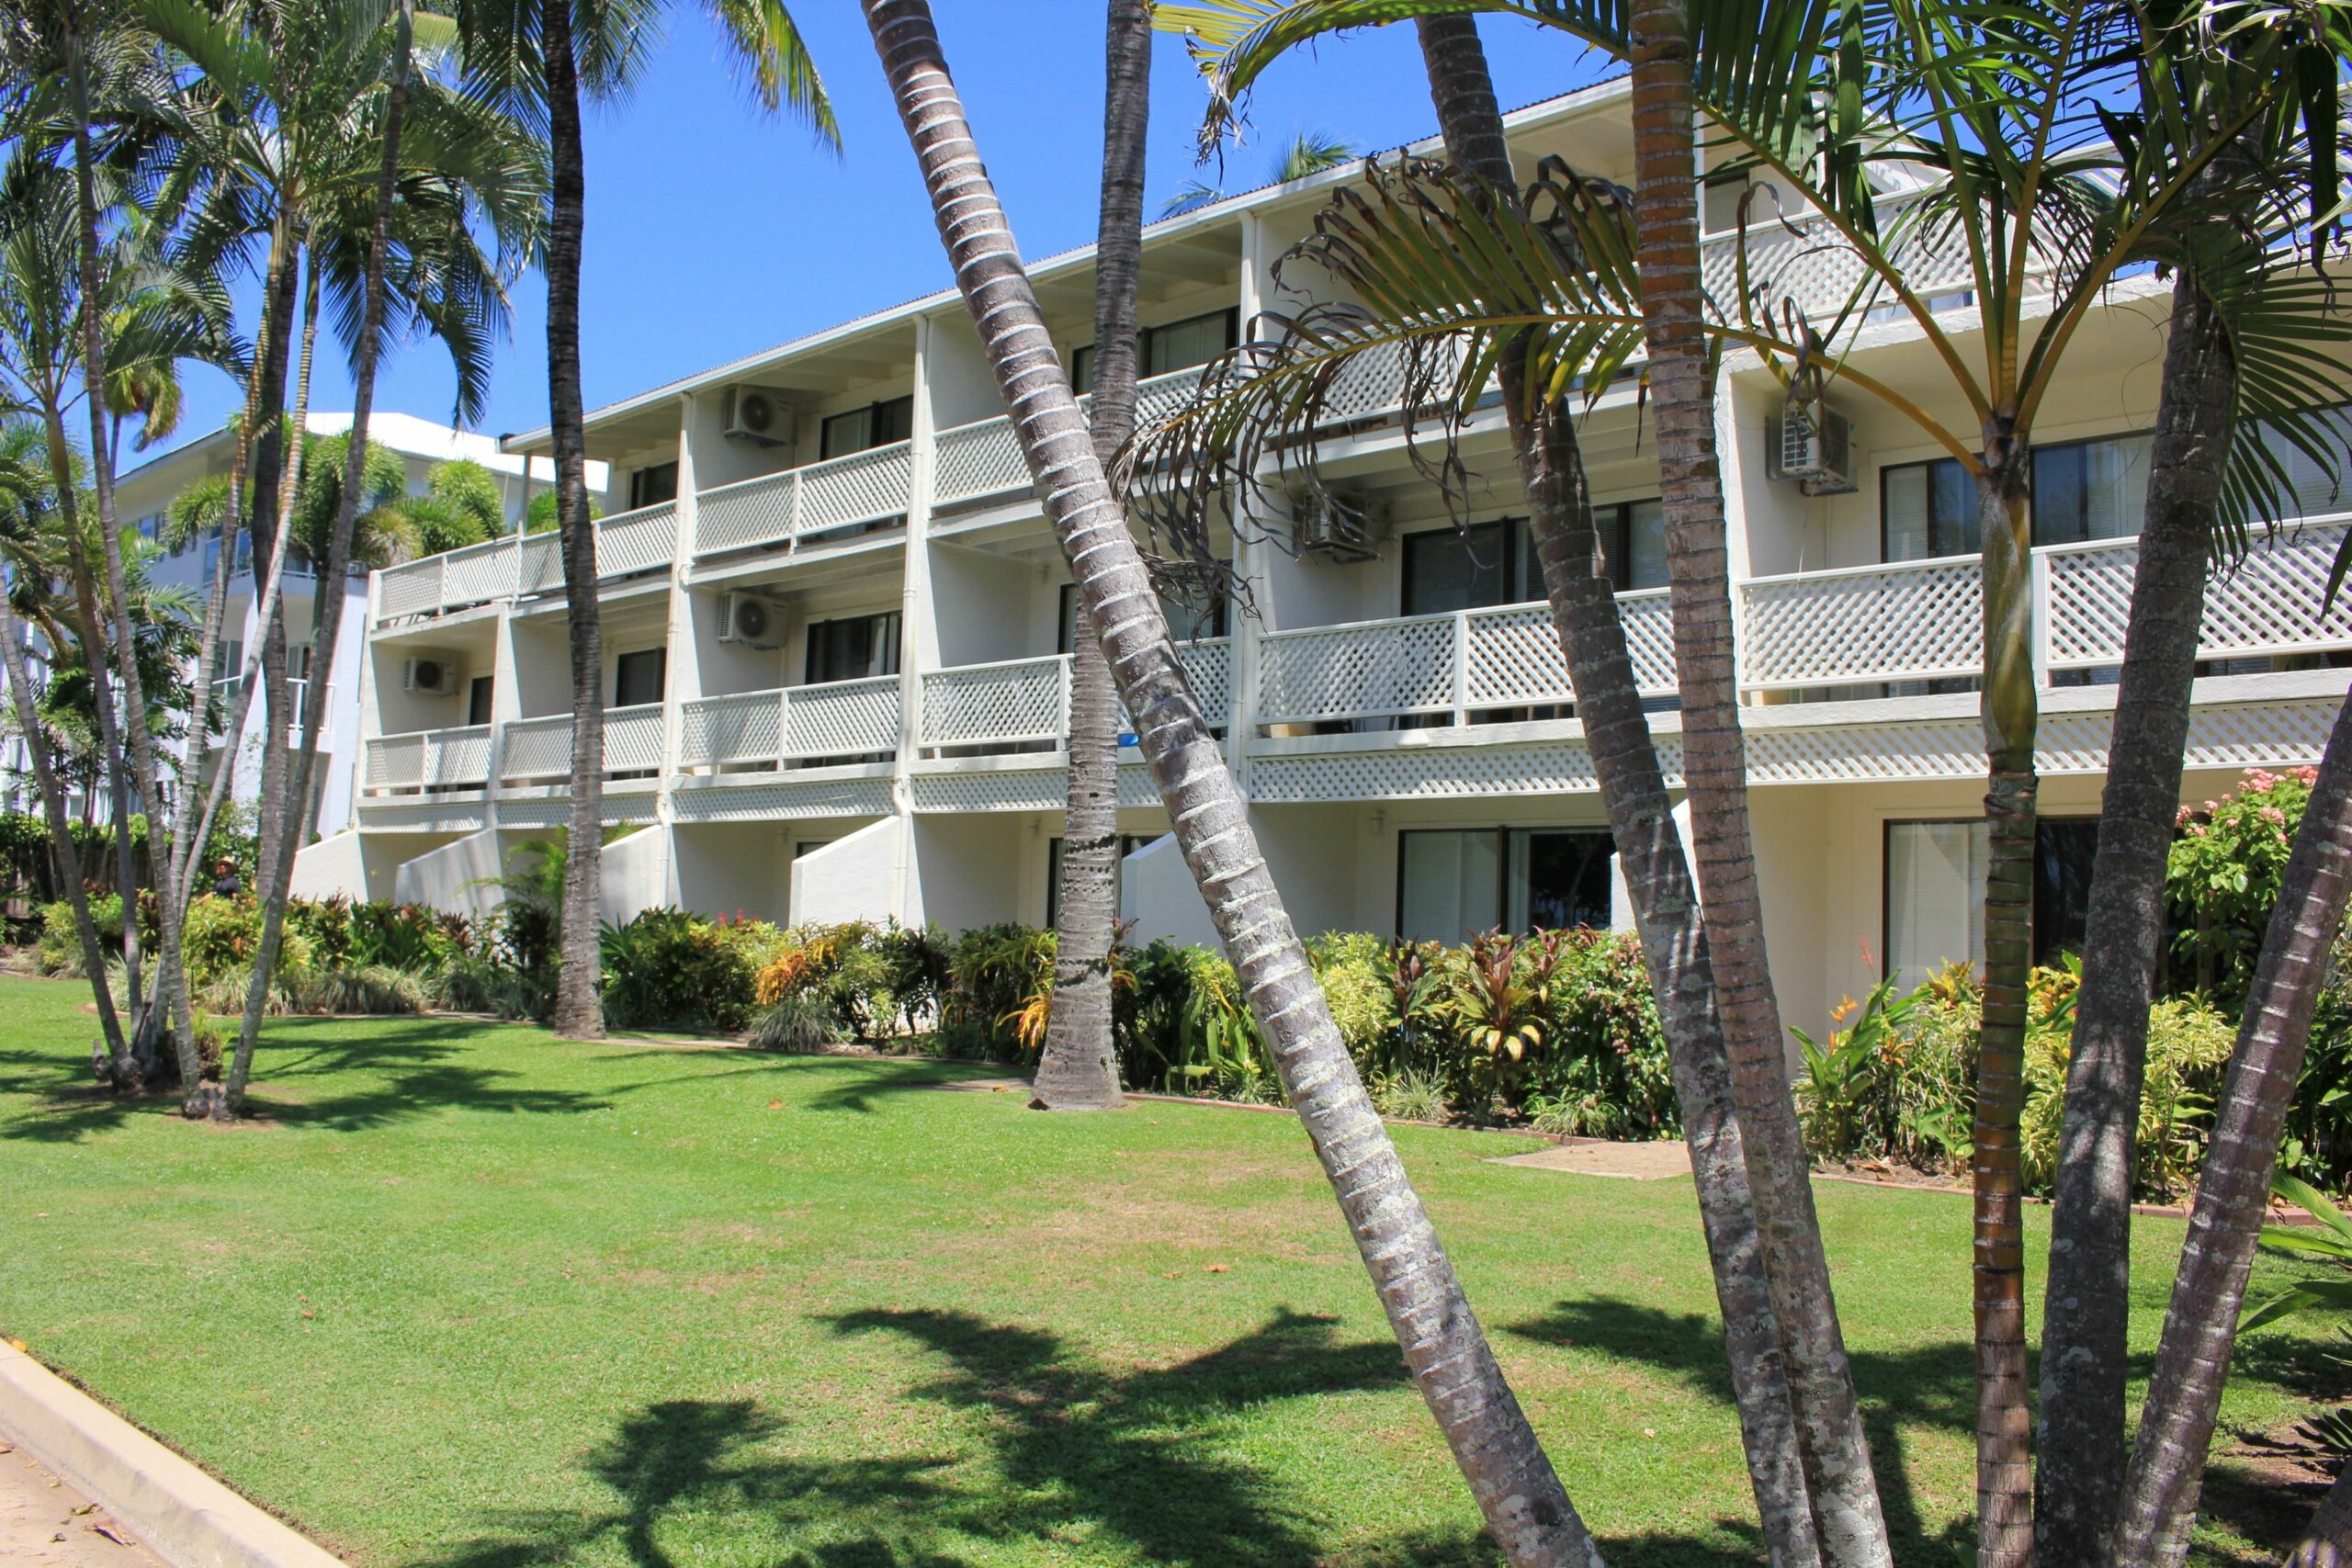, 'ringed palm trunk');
253,254,323,912
1414,17,1819,1568
545,0,605,1040
2290,1464,2352,1568
239,223,300,908
1971,431,2038,1568
228,1,414,1109
1623,6,1889,1563
1,604,124,1061
2033,265,2233,1566
865,6,1600,1560
2113,687,2352,1568
1034,0,1149,1113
